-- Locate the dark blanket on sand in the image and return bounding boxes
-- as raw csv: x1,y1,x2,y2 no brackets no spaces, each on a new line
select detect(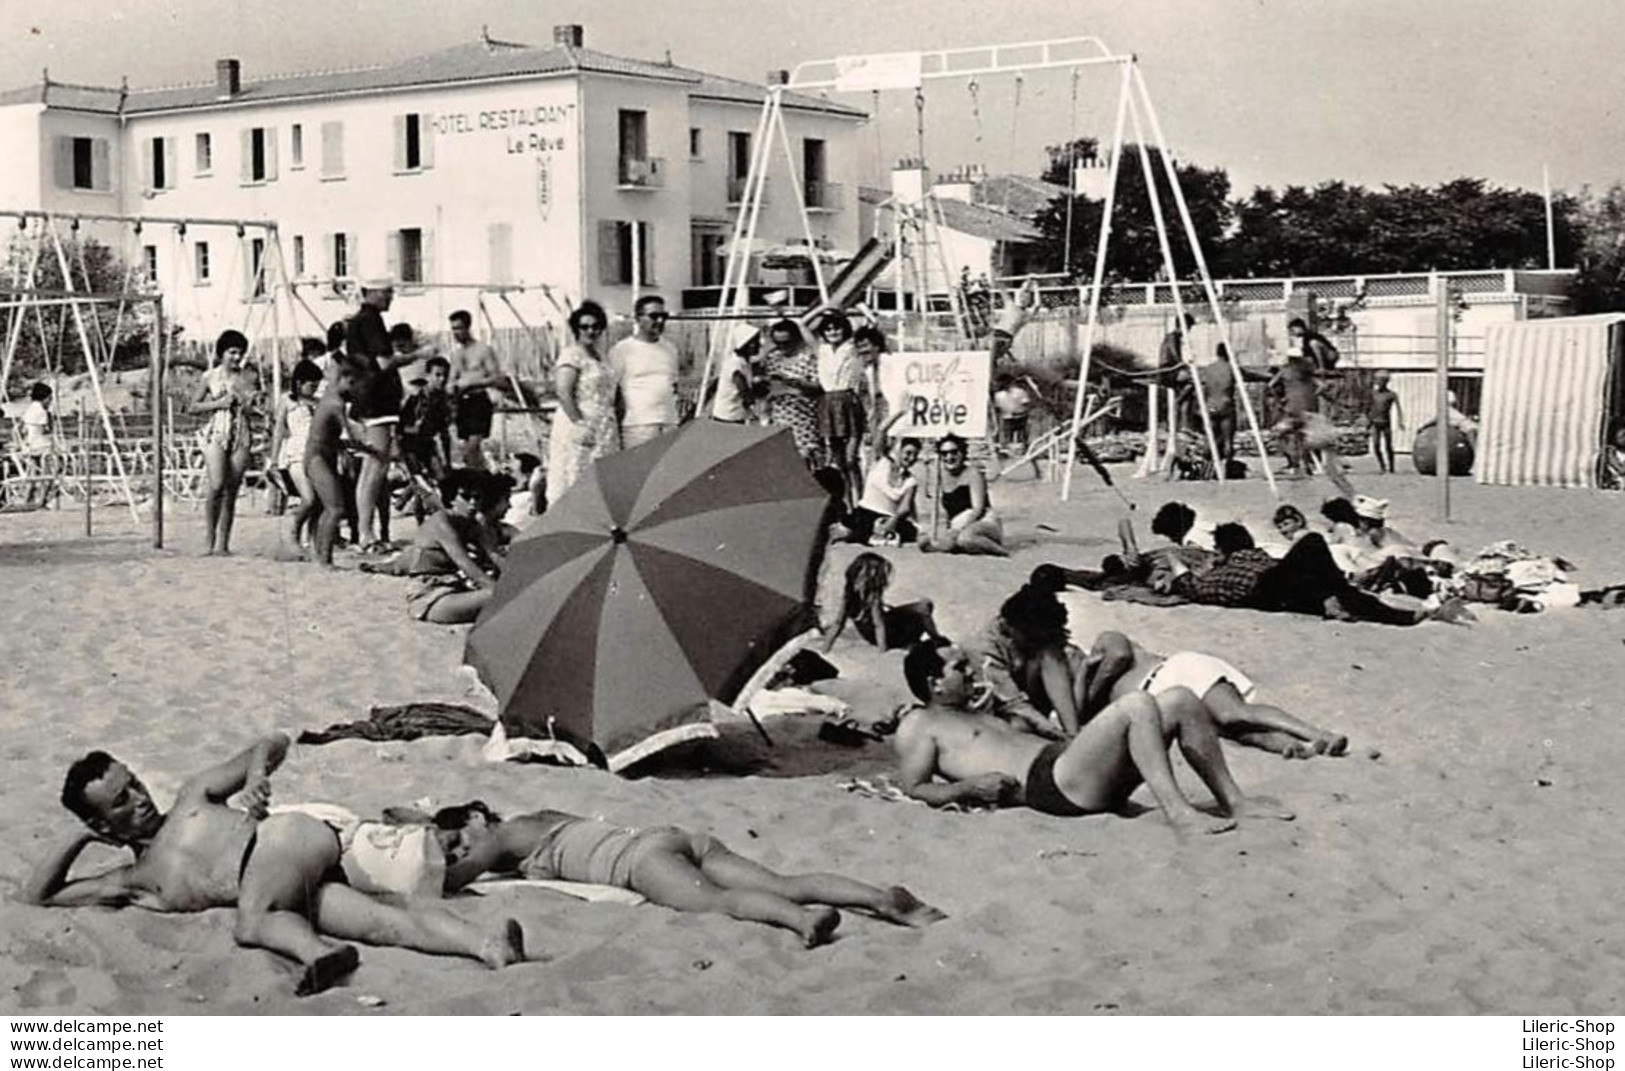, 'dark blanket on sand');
1097,583,1190,608
298,702,493,745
